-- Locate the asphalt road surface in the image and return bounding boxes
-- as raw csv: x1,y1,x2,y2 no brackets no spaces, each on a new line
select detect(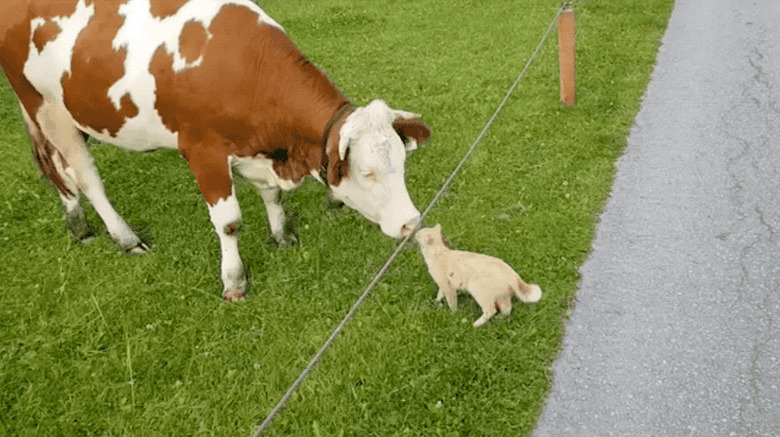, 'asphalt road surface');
534,1,779,436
